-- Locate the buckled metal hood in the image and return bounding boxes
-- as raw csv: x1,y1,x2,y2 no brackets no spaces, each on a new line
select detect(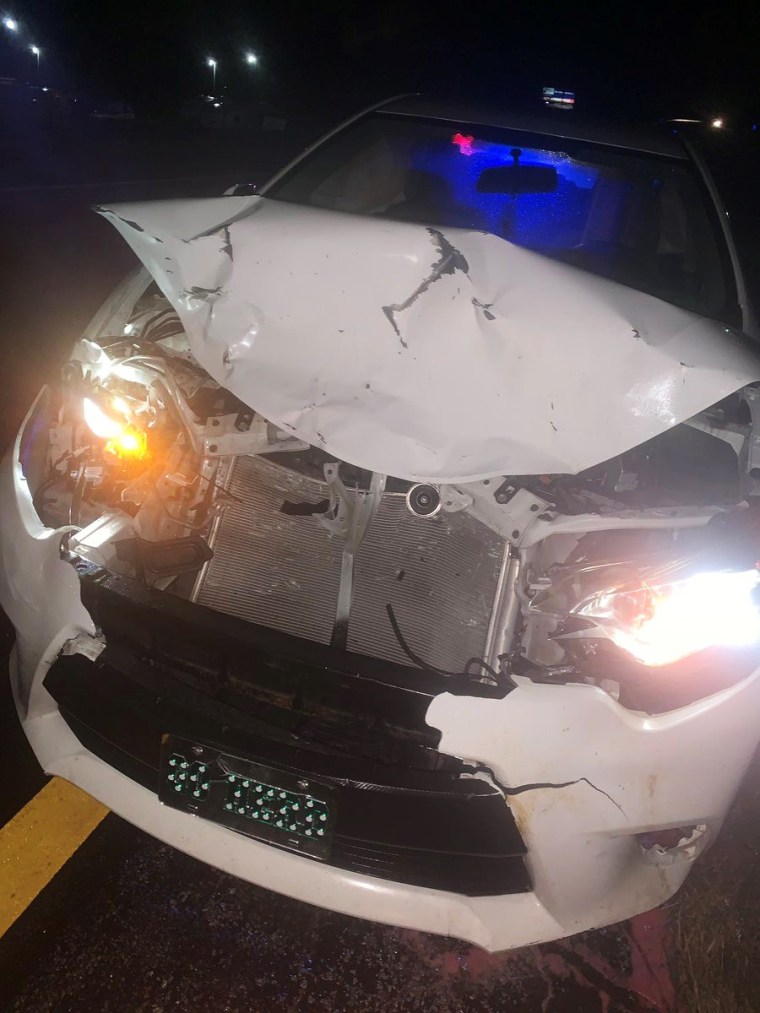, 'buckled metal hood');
98,195,760,483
